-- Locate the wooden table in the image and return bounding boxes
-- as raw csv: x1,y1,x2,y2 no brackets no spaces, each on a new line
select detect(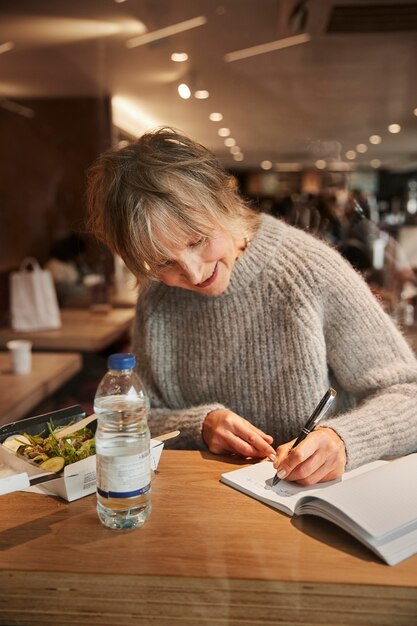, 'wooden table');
0,308,135,352
0,352,82,425
0,451,416,625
